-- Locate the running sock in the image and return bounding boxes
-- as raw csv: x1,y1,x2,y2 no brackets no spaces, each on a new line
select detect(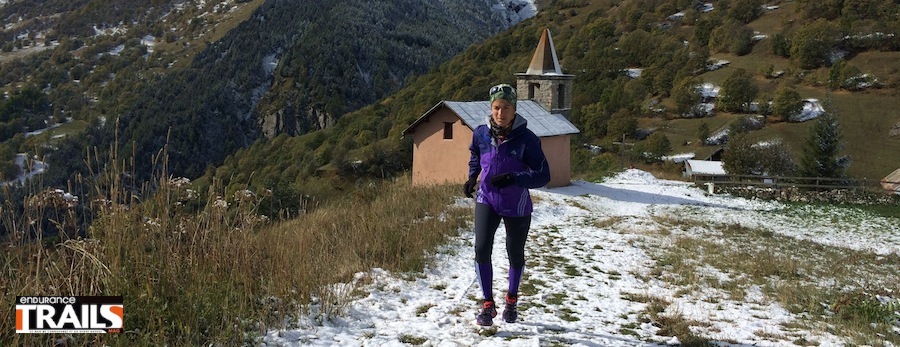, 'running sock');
508,265,524,297
476,261,493,300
